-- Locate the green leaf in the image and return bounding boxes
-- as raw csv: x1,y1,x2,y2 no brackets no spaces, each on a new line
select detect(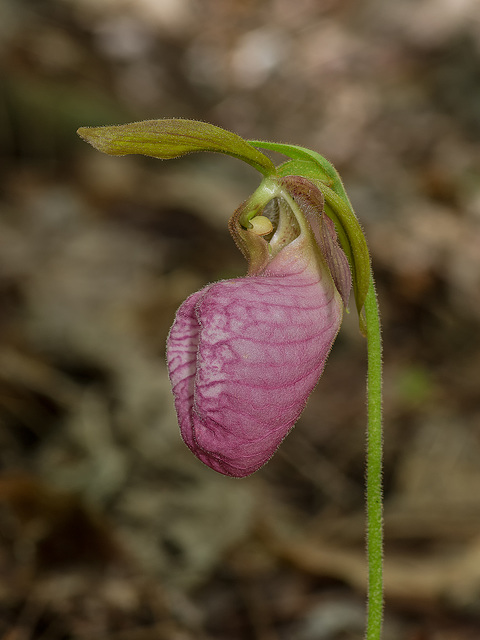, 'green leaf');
77,119,276,176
